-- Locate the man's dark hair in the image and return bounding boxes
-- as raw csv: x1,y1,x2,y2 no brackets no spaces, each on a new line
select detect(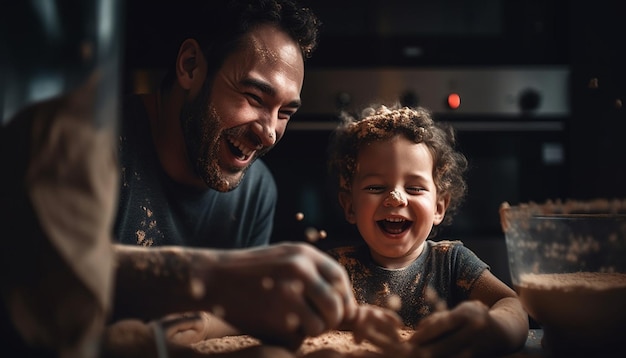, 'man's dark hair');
162,0,321,88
